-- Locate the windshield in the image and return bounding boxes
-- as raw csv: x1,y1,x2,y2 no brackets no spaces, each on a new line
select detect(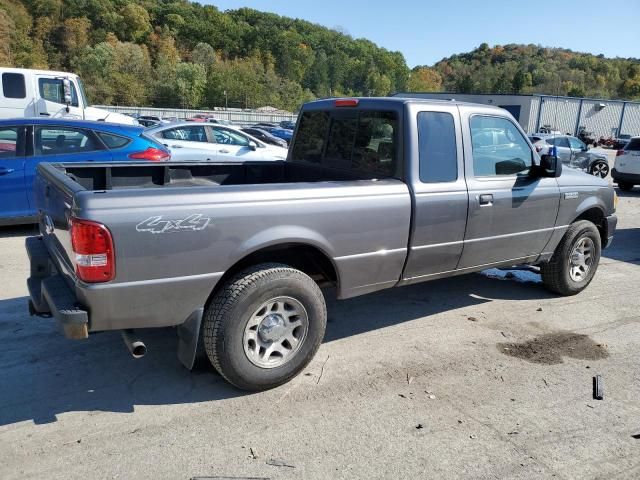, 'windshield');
76,77,89,107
